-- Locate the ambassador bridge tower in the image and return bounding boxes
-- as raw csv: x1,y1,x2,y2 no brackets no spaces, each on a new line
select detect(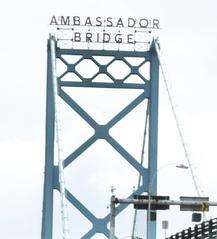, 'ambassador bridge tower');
42,20,159,239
